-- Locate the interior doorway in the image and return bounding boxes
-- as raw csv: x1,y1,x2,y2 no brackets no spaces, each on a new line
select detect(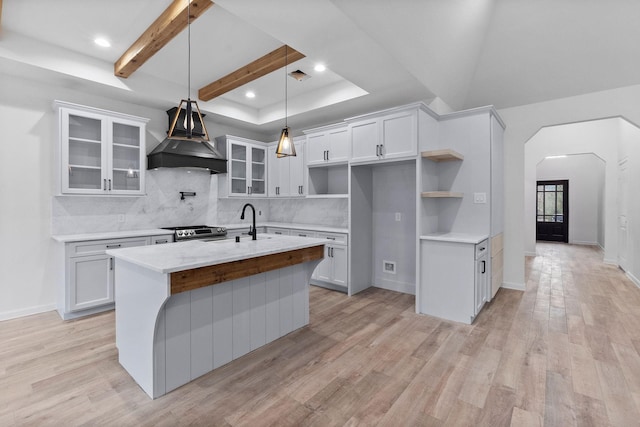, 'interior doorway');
536,180,569,242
